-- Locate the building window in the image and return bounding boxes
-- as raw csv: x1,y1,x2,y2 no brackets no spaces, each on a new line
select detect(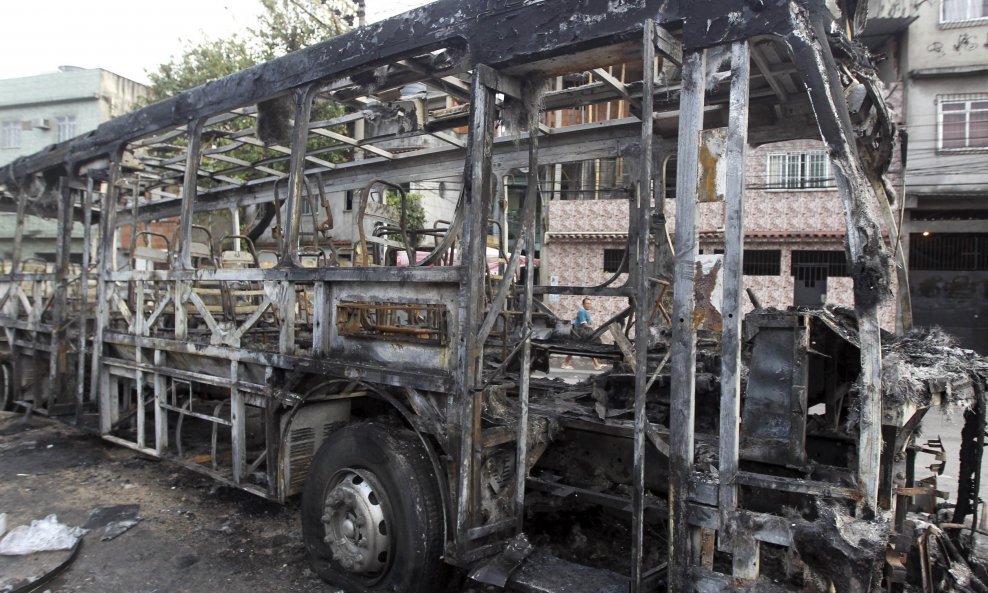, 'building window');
603,248,628,273
790,250,850,278
938,97,988,150
910,232,988,271
712,248,782,275
664,156,677,201
1,121,21,149
766,151,835,190
56,116,77,142
941,0,988,23
743,250,782,276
